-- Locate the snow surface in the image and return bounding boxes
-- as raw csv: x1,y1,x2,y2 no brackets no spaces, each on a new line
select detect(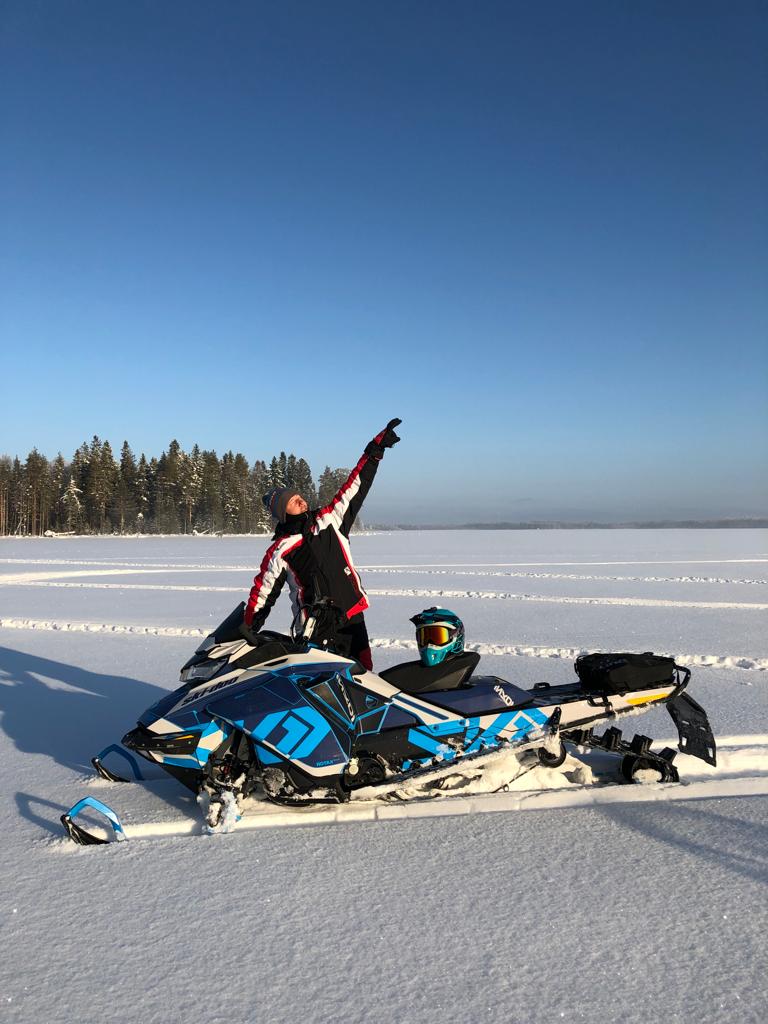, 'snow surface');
1,530,766,1023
